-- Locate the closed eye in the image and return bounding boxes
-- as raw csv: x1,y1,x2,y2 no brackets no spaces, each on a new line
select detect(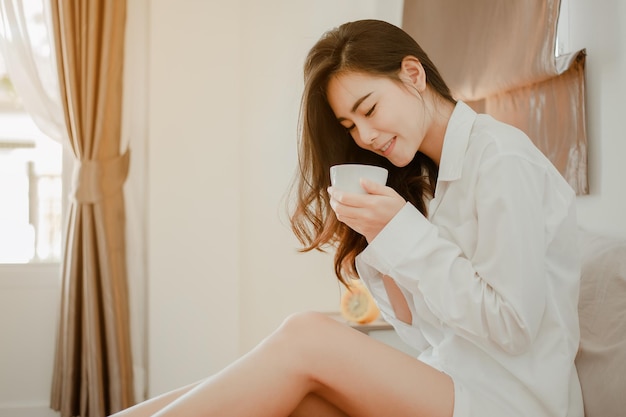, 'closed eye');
339,103,376,131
